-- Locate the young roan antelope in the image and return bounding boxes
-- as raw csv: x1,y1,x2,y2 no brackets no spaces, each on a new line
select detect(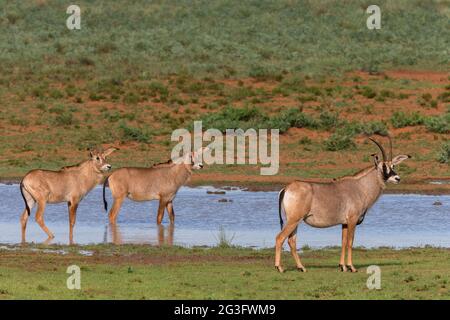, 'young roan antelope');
103,149,205,225
20,147,118,244
275,137,410,273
